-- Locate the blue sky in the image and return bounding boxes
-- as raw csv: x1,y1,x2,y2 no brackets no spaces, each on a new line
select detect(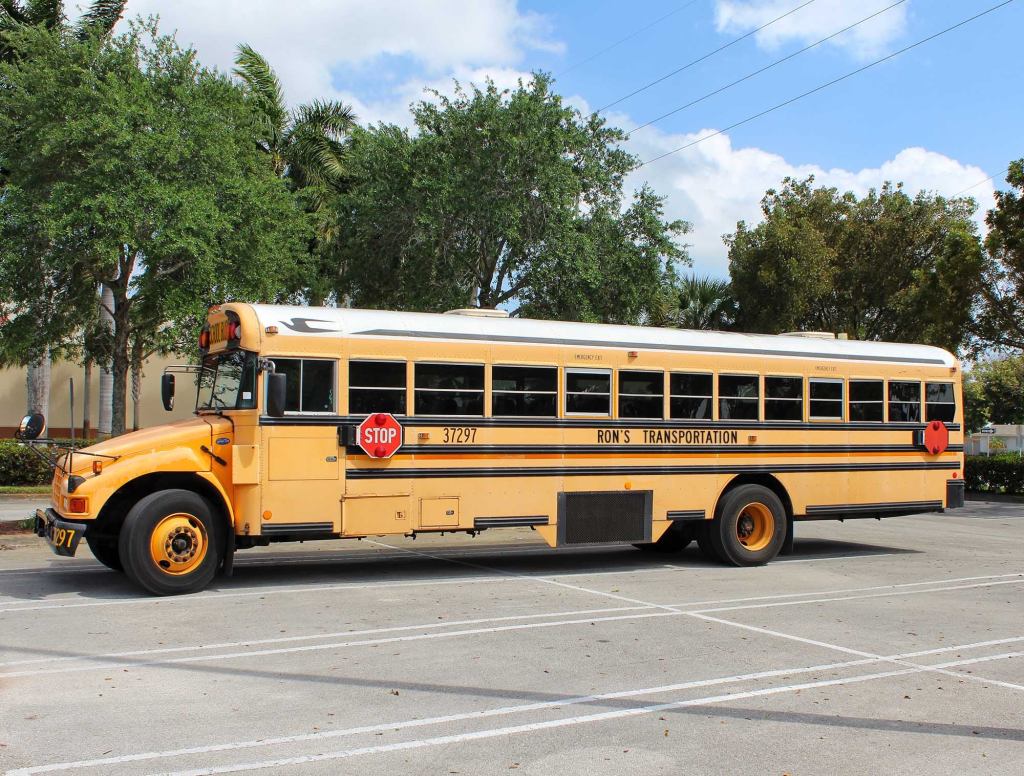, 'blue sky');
125,0,1022,276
